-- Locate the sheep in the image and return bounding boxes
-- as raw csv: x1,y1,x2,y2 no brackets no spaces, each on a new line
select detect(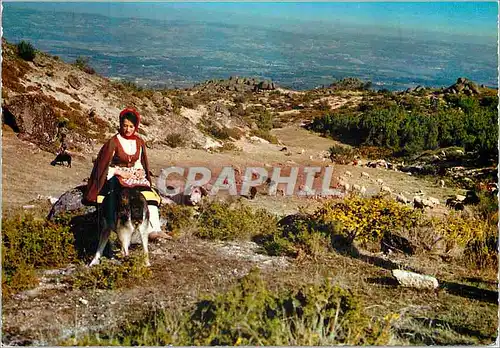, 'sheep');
344,171,353,178
413,196,425,209
381,186,392,194
338,180,350,192
361,172,370,179
336,176,348,184
352,184,361,192
446,198,465,211
359,186,367,196
428,197,440,206
376,178,384,186
395,193,409,204
439,179,445,188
